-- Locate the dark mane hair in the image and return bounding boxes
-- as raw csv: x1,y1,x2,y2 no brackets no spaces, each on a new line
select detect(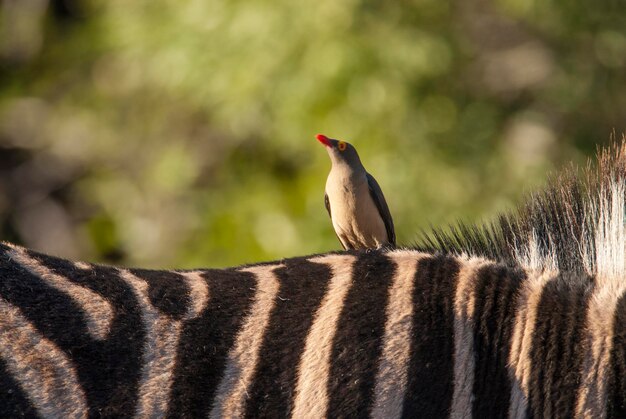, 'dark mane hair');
416,135,626,274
